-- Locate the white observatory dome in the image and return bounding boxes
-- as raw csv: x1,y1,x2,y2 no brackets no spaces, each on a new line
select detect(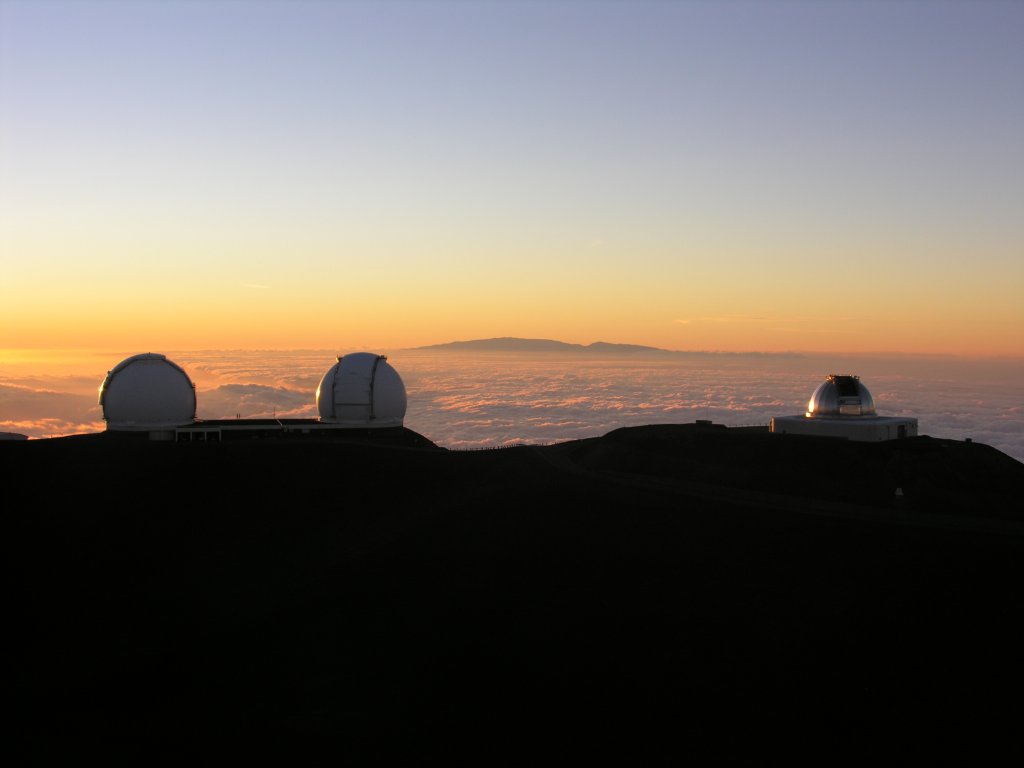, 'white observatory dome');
99,353,197,430
806,374,876,418
316,353,407,427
